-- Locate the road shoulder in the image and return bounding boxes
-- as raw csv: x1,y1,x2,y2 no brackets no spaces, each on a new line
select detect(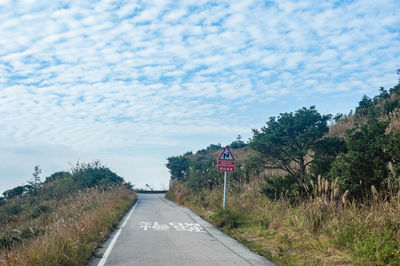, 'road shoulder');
161,197,275,266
